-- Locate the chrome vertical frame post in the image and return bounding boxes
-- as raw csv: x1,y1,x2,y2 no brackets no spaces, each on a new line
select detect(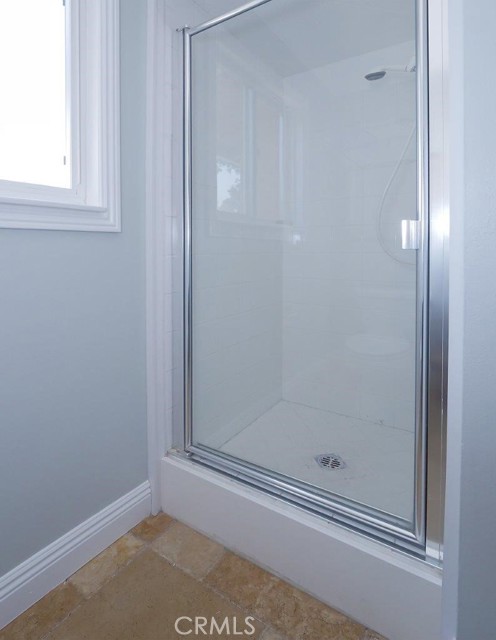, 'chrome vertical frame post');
425,0,449,561
413,0,448,564
182,27,193,449
414,0,429,548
